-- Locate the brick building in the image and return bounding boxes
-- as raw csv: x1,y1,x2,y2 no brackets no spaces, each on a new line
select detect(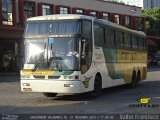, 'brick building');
0,0,145,72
